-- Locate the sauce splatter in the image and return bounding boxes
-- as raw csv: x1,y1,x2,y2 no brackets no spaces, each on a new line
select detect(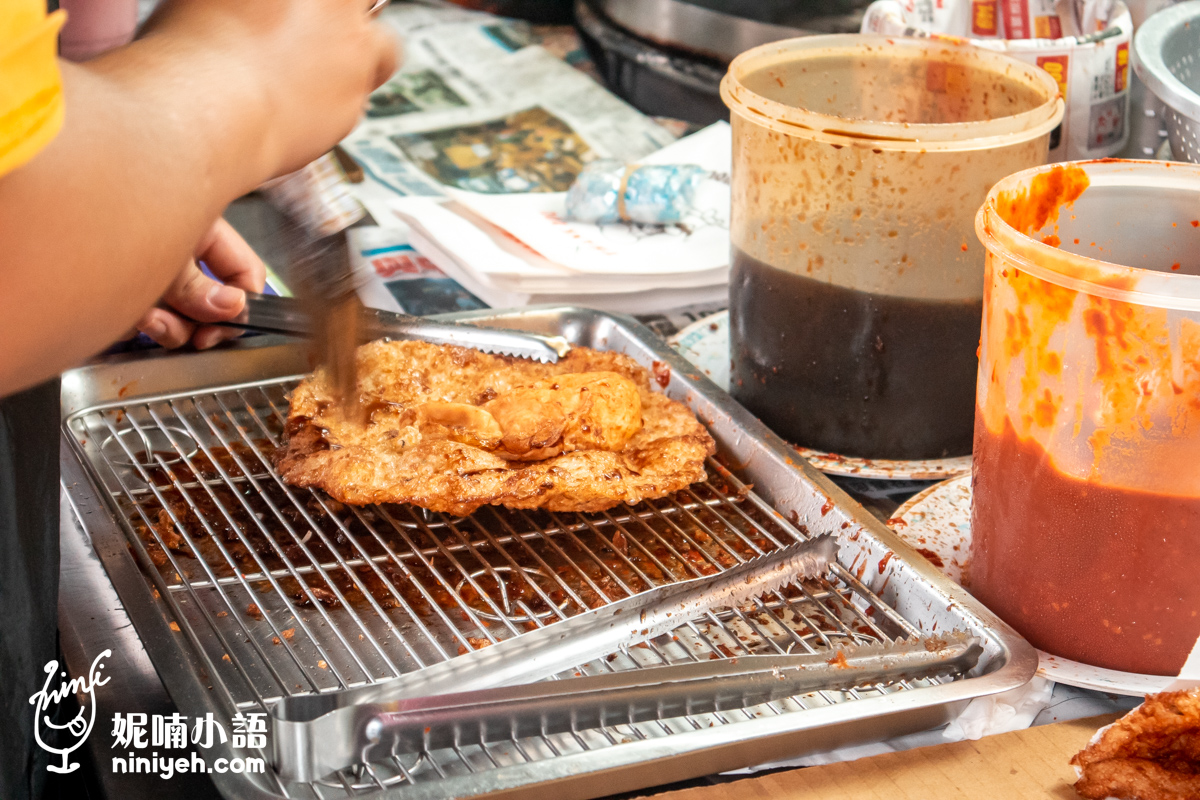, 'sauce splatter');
651,361,671,388
915,547,944,568
995,163,1090,236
